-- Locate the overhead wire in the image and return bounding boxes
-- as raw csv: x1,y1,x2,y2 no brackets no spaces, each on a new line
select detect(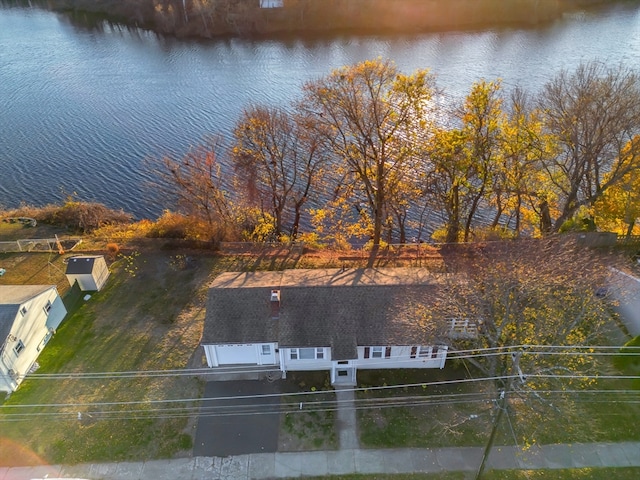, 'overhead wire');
1,369,638,419
2,346,637,422
14,344,640,381
1,386,638,423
